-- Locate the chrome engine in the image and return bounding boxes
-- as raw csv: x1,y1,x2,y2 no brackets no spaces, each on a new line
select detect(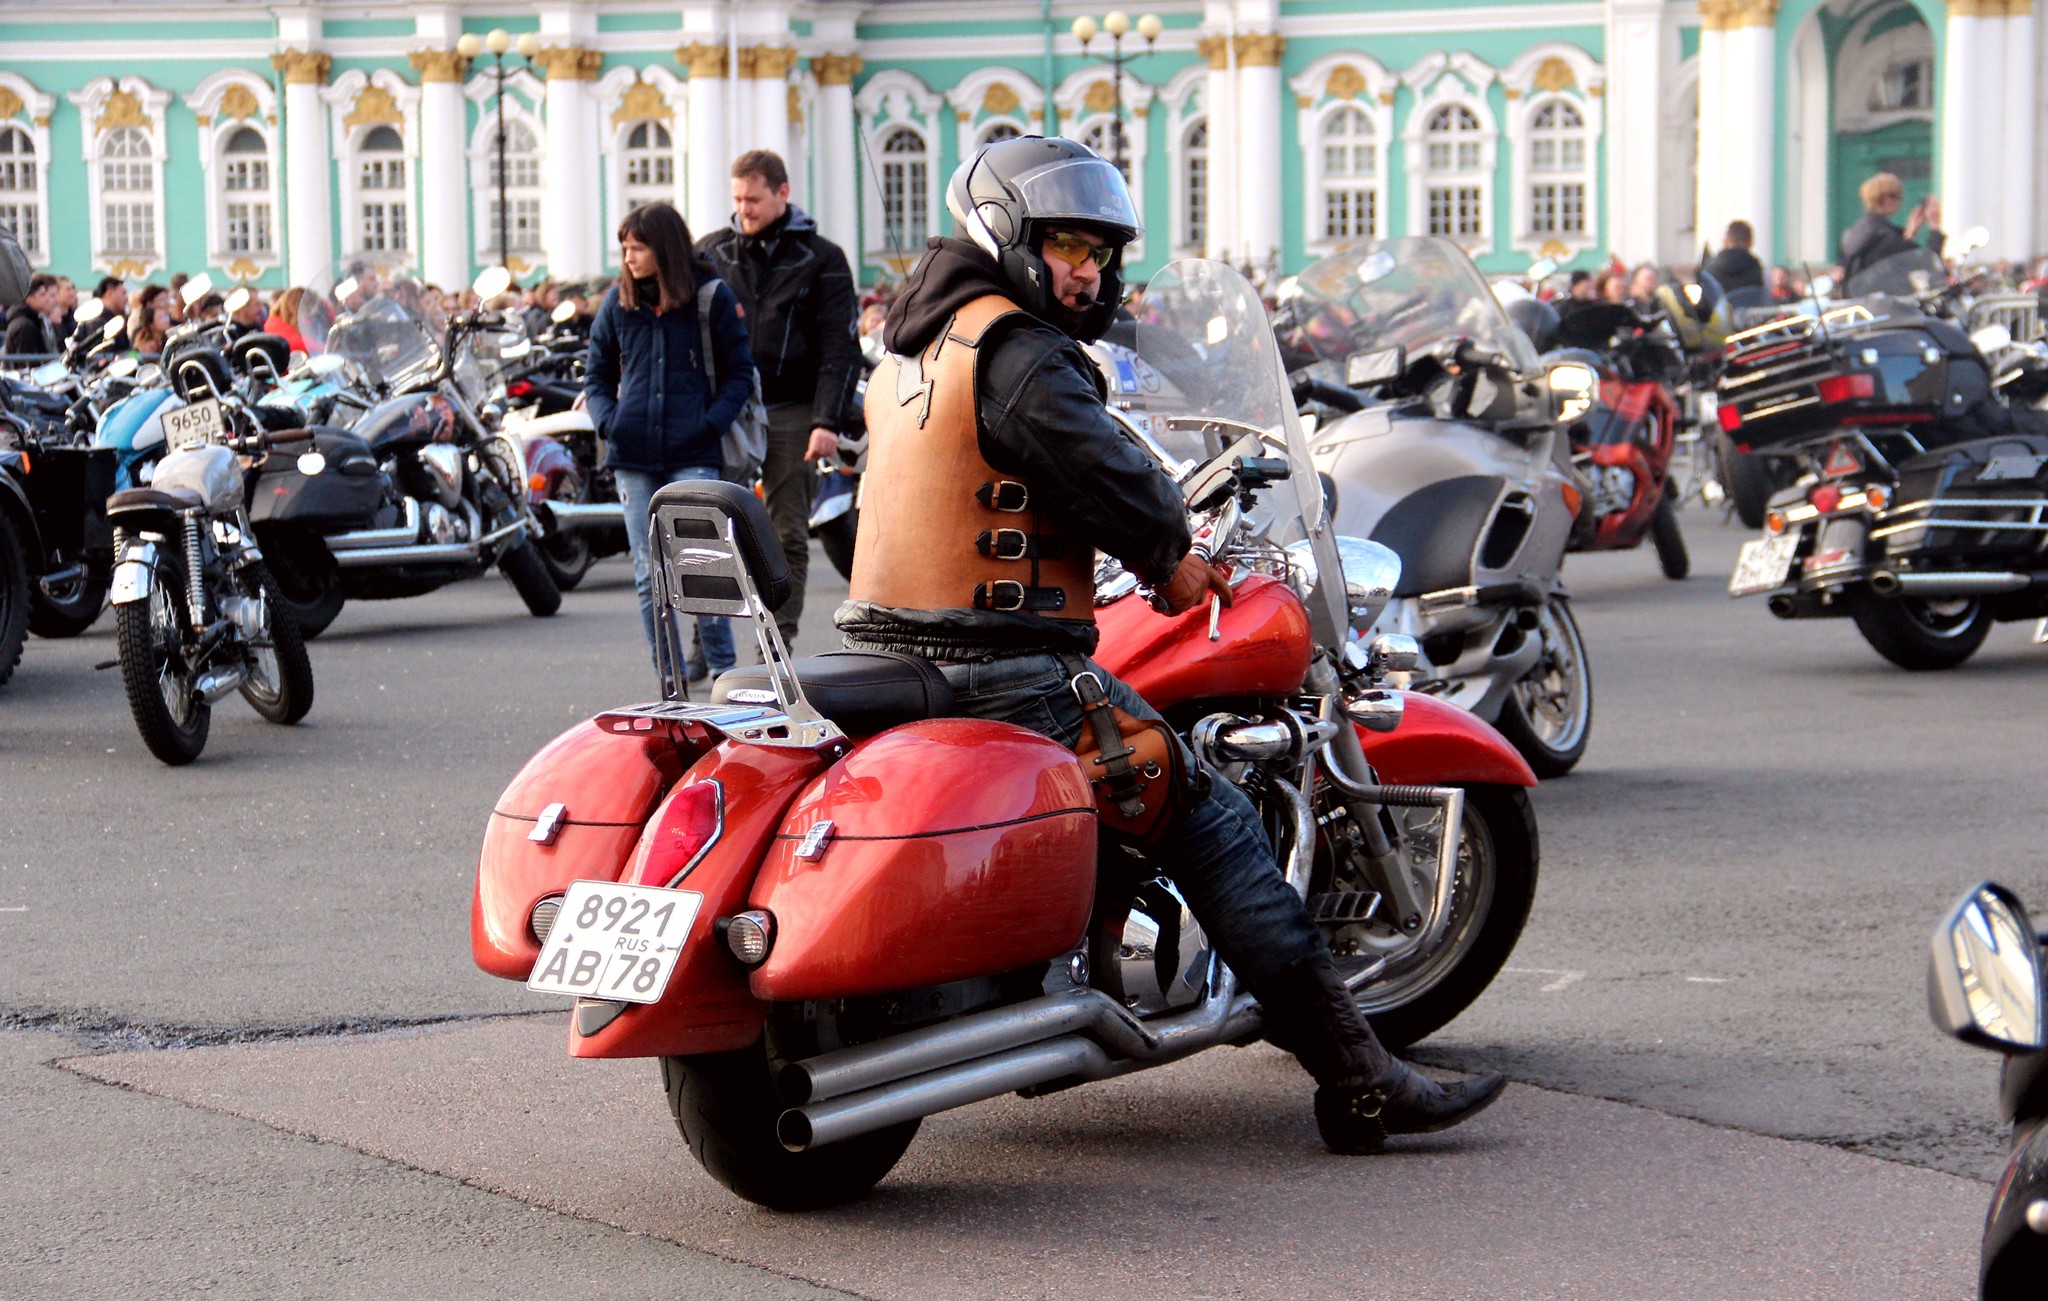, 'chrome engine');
416,444,466,509
1587,463,1636,519
423,500,470,545
1107,879,1211,1015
